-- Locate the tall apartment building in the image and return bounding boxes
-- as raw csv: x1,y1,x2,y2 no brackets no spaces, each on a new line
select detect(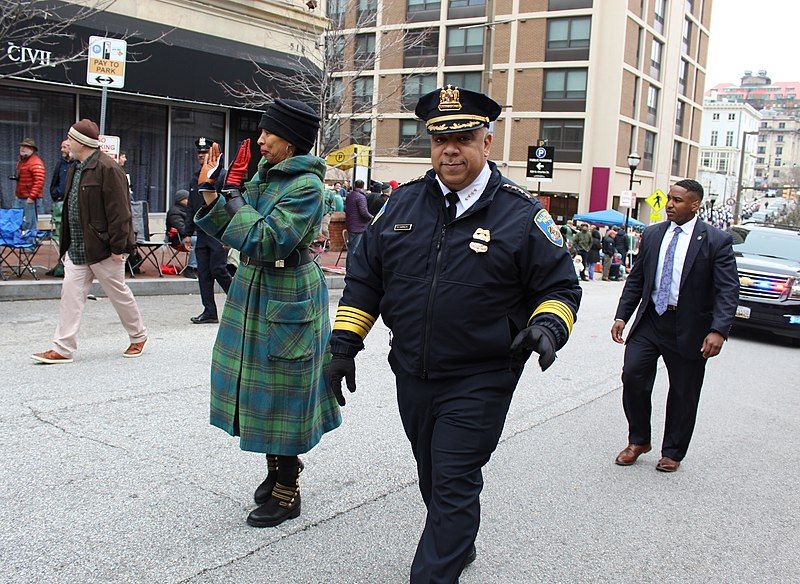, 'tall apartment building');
329,0,712,222
754,109,800,188
0,0,324,215
697,101,760,203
